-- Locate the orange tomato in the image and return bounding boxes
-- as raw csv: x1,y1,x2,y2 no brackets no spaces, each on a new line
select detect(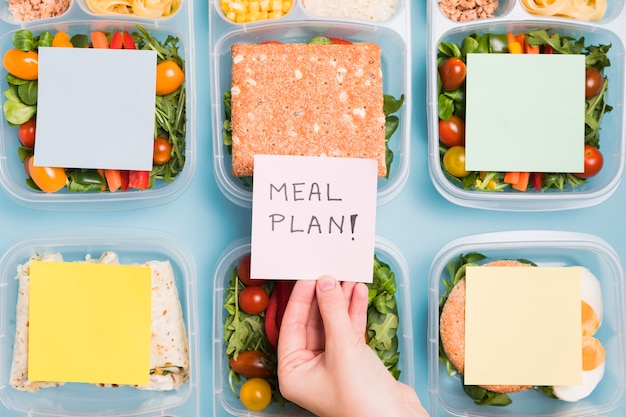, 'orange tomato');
156,60,184,95
28,157,66,192
3,49,39,80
